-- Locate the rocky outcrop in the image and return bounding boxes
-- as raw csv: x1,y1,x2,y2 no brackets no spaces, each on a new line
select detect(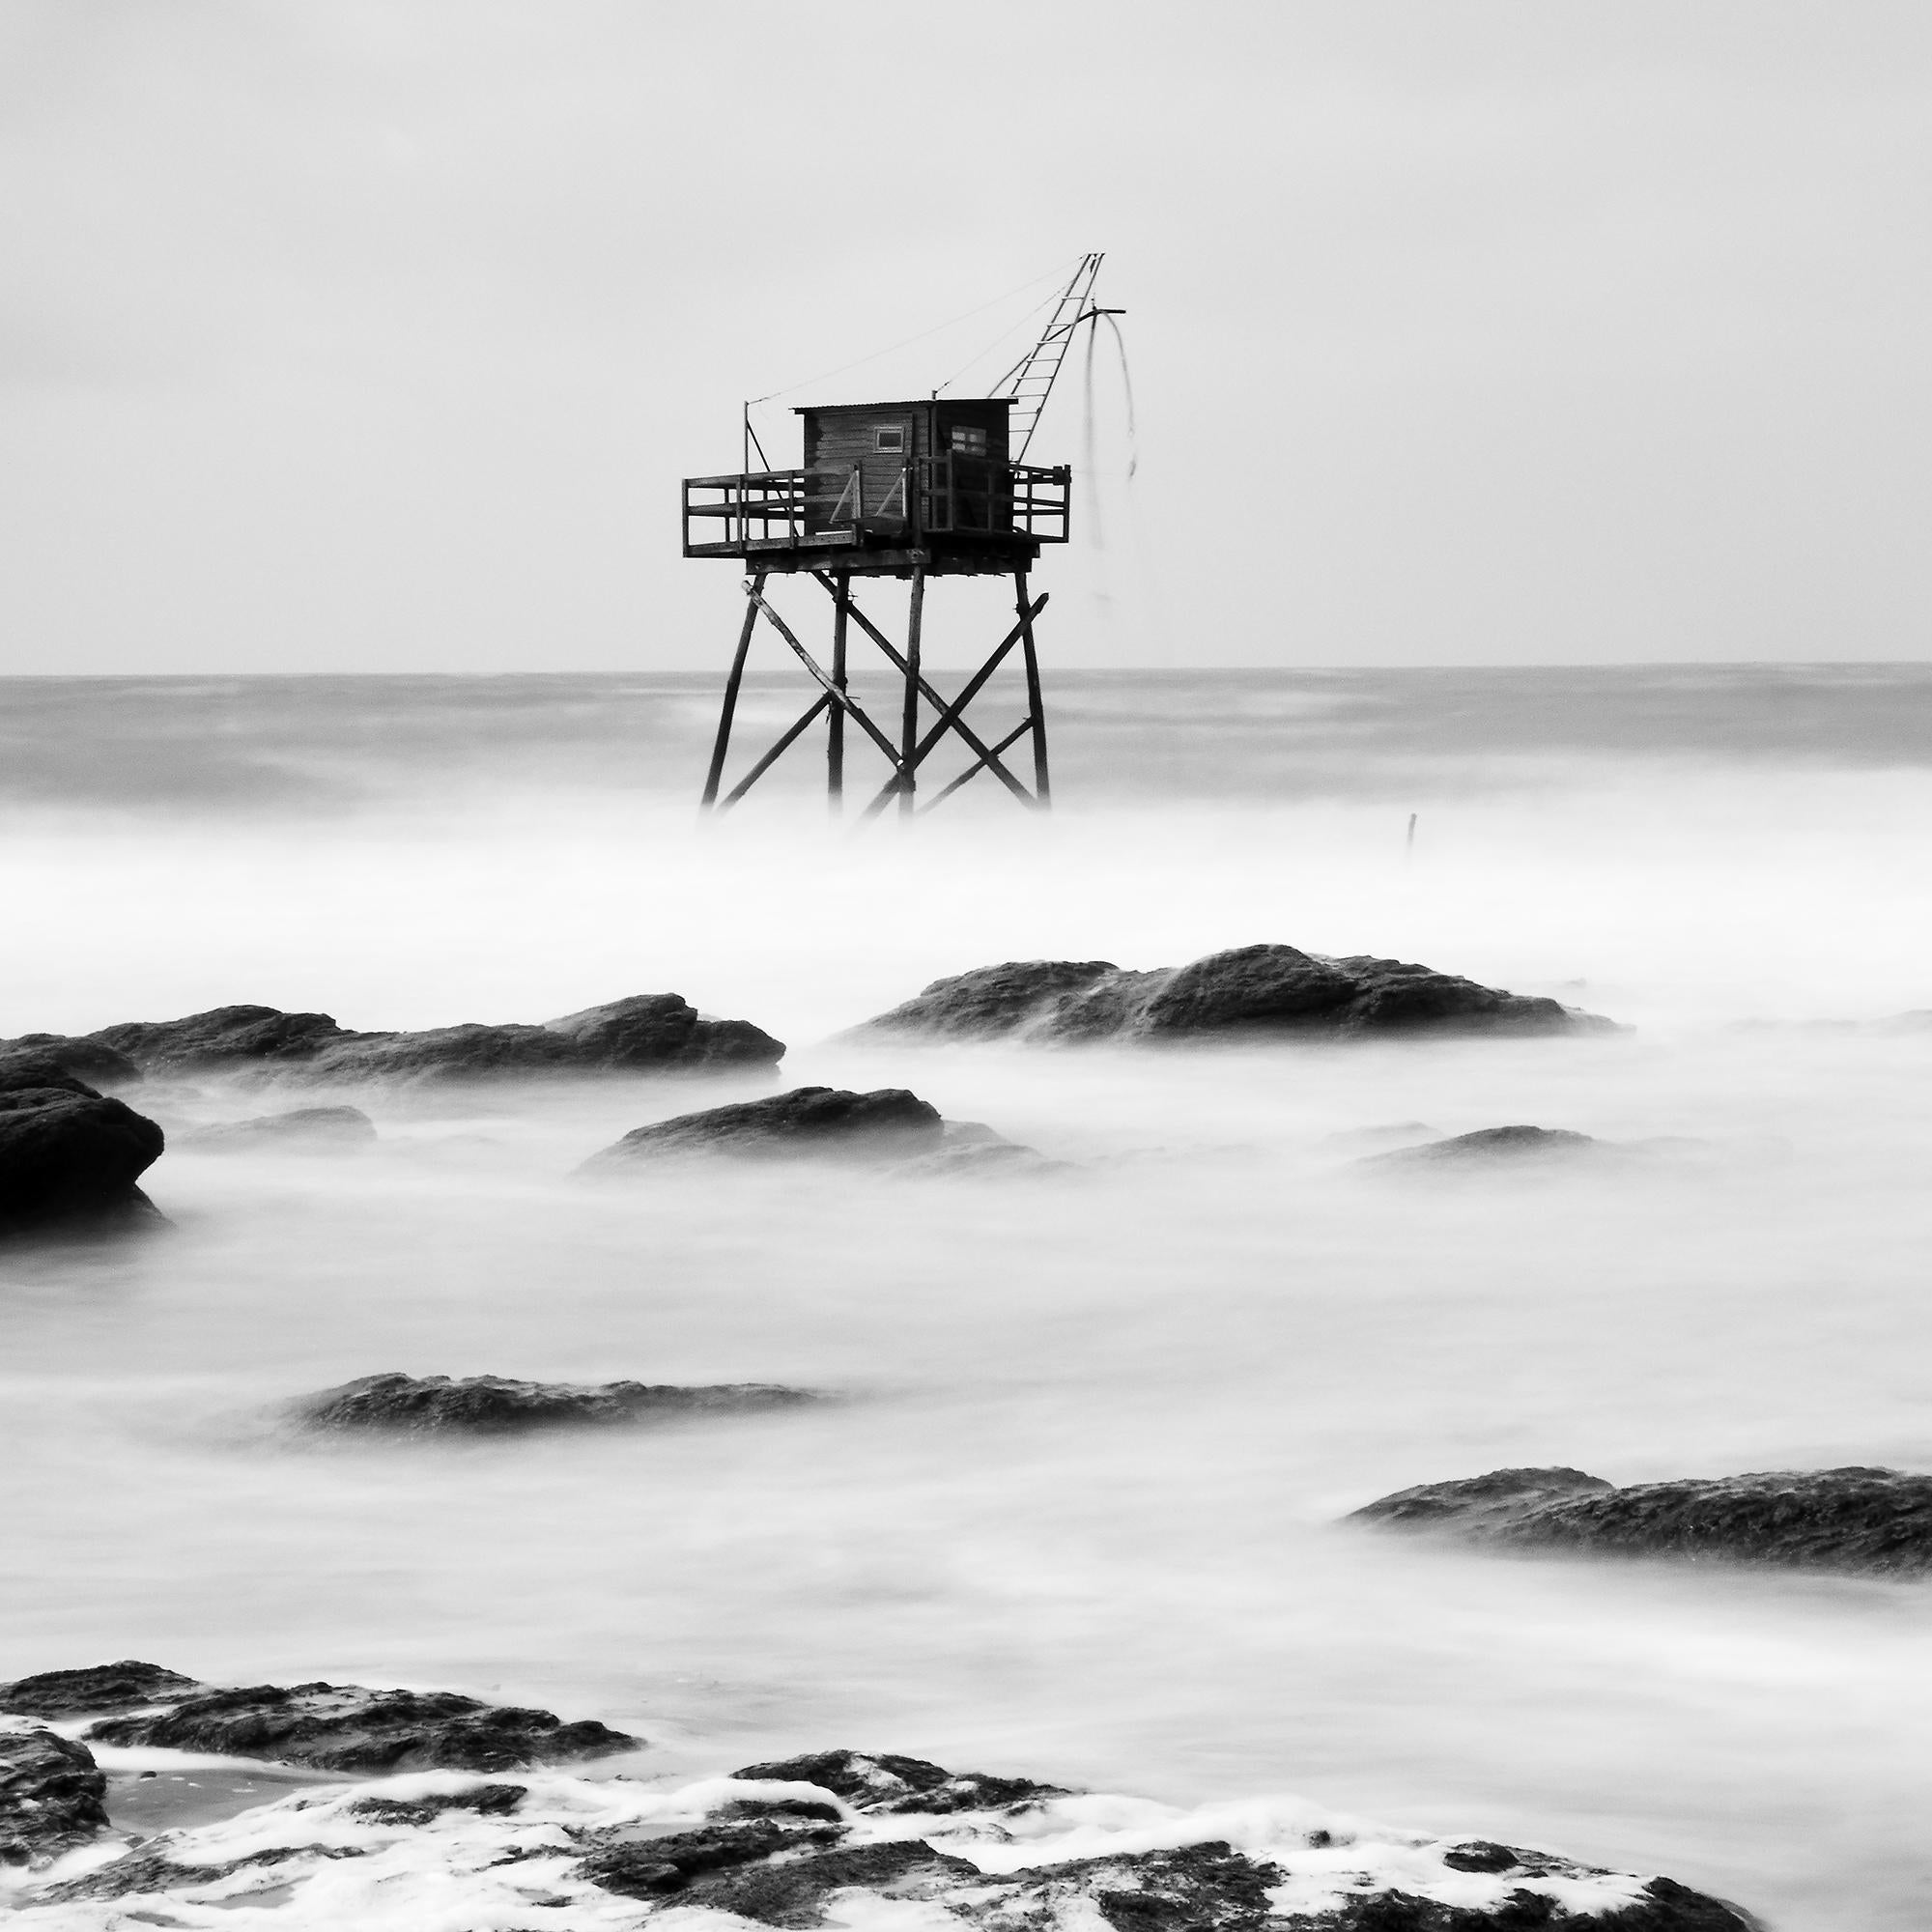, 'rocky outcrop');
1349,1465,1932,1576
78,1676,641,1773
0,1729,109,1864
0,1036,141,1090
583,1086,946,1170
1359,1125,1612,1171
847,944,1618,1045
0,1069,167,1239
0,1722,1759,1929
292,1372,816,1435
180,1105,376,1152
0,1661,203,1718
71,994,783,1085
